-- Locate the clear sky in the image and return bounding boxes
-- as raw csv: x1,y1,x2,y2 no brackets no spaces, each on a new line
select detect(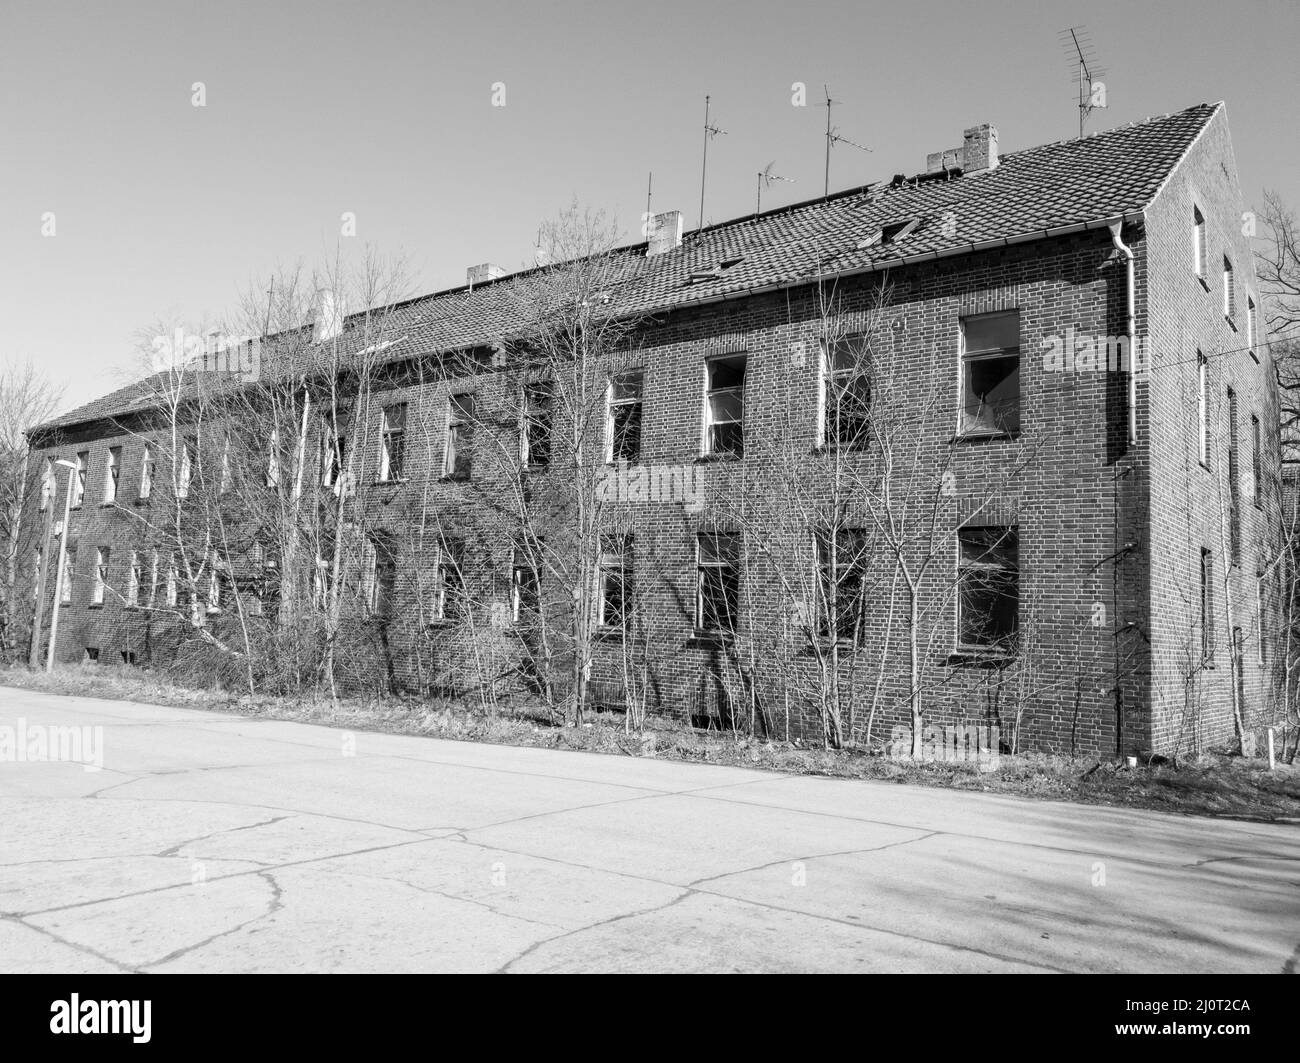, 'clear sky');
3,0,1298,416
